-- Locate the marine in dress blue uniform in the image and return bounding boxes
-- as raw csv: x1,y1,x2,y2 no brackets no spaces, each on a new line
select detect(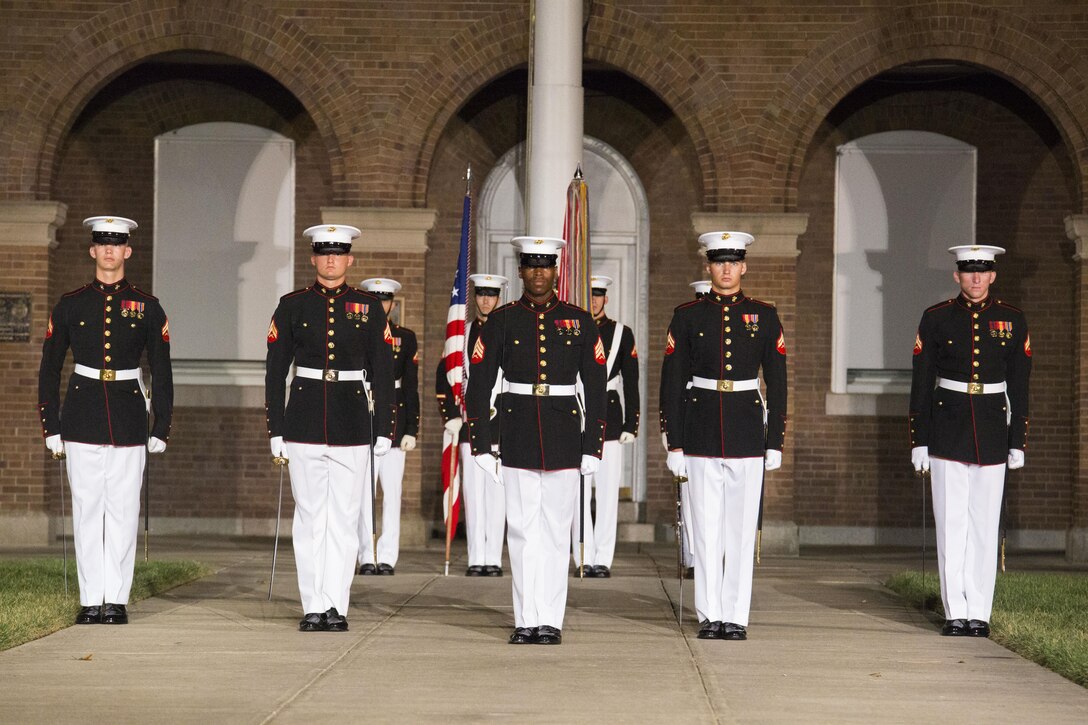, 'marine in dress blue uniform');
909,245,1031,638
572,275,639,578
660,232,787,641
265,224,395,632
356,278,419,575
435,273,509,577
466,237,607,645
38,216,173,625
